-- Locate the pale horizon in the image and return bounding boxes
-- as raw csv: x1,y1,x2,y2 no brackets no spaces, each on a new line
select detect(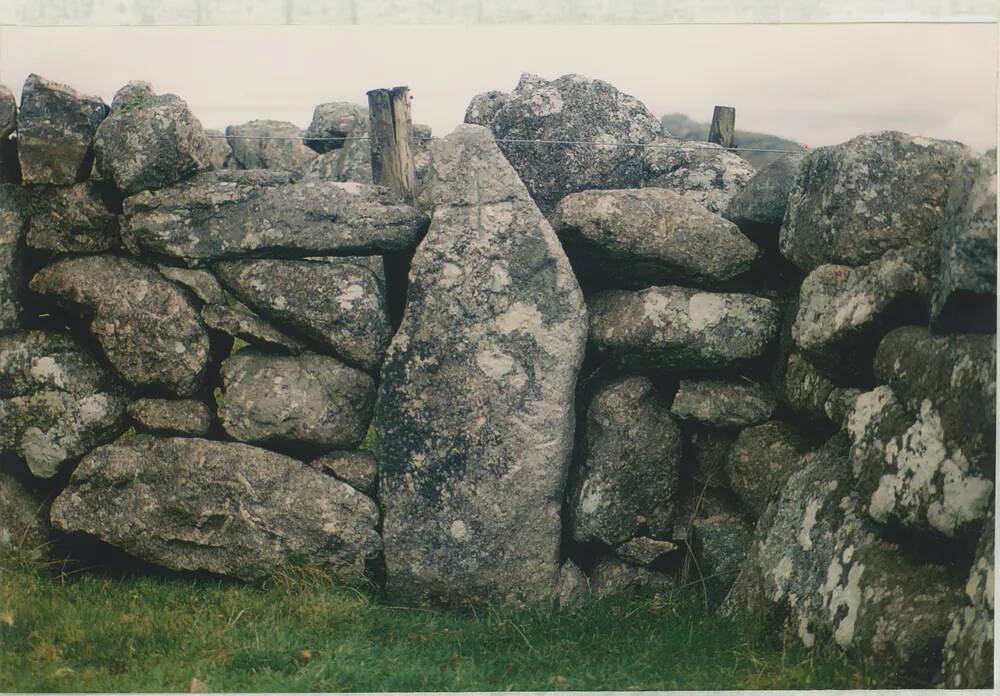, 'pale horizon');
0,23,996,152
